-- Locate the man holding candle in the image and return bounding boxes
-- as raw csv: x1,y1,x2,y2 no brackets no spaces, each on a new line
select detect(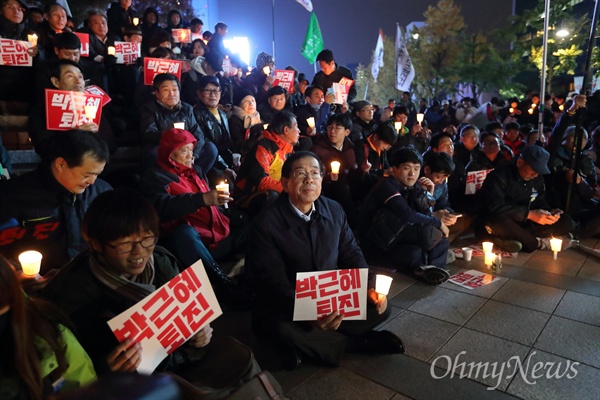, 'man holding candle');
310,113,359,228
29,59,117,158
476,145,574,253
245,152,403,370
295,85,333,139
349,100,376,143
